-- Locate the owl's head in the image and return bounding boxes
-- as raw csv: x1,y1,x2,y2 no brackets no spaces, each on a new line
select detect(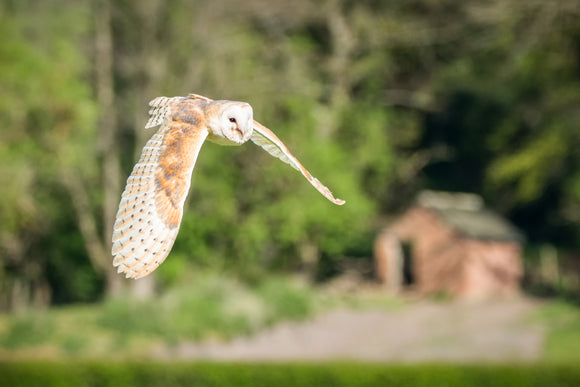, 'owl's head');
205,101,253,146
